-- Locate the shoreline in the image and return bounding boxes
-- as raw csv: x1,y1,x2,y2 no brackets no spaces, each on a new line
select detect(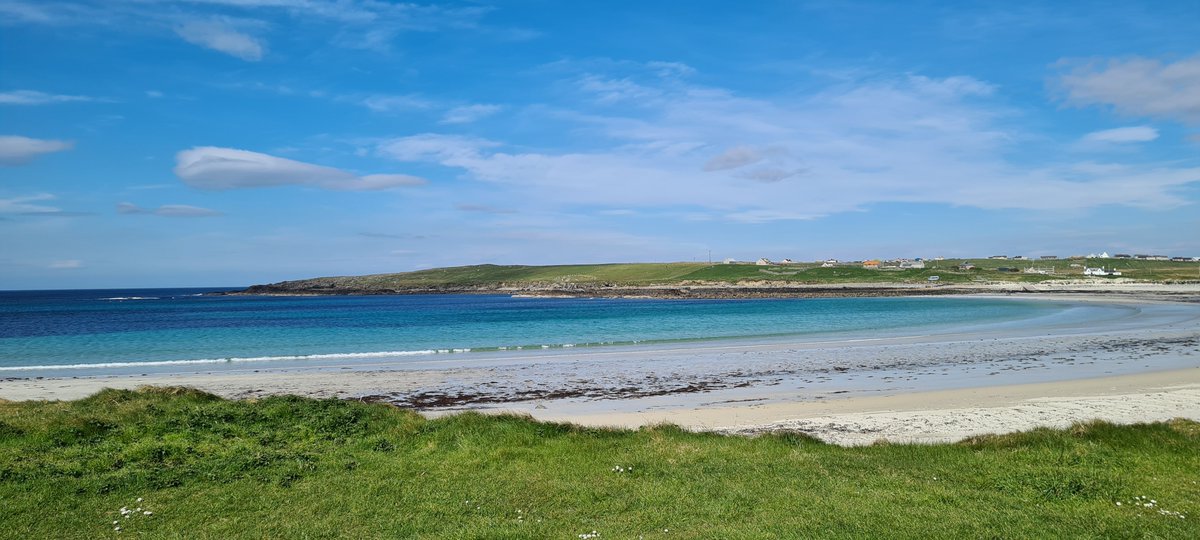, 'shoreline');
228,280,1200,301
3,293,1199,445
